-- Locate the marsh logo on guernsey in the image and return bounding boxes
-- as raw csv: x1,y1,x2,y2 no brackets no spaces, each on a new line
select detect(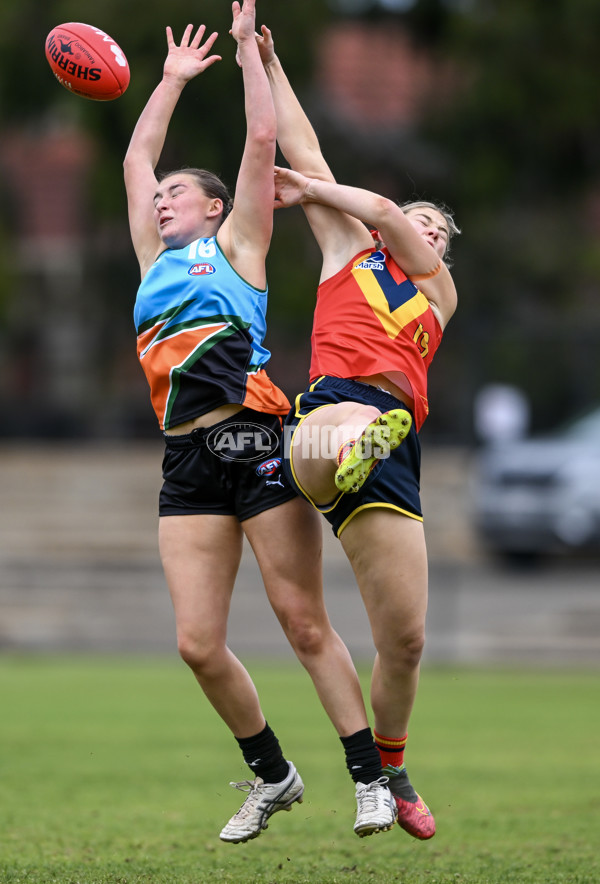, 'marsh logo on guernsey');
188,263,216,276
356,251,385,272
